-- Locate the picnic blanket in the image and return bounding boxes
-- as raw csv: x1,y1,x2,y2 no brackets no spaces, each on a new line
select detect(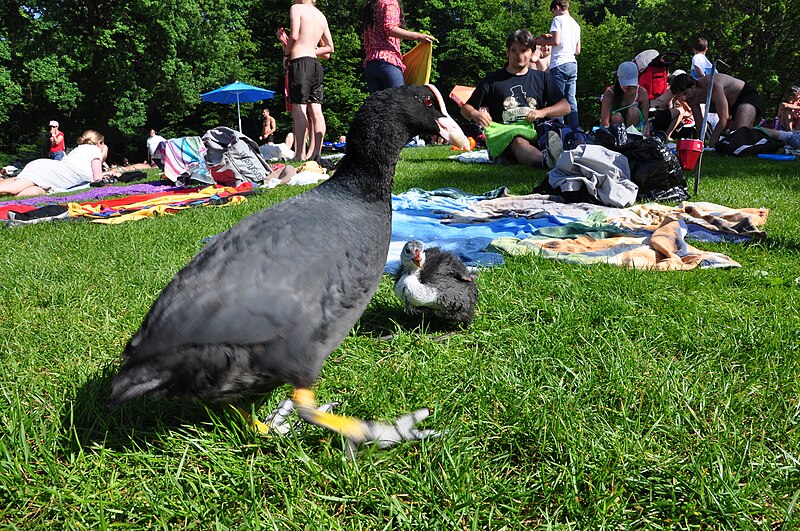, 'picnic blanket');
490,218,740,270
386,188,512,273
0,182,179,221
387,189,768,272
5,184,251,226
